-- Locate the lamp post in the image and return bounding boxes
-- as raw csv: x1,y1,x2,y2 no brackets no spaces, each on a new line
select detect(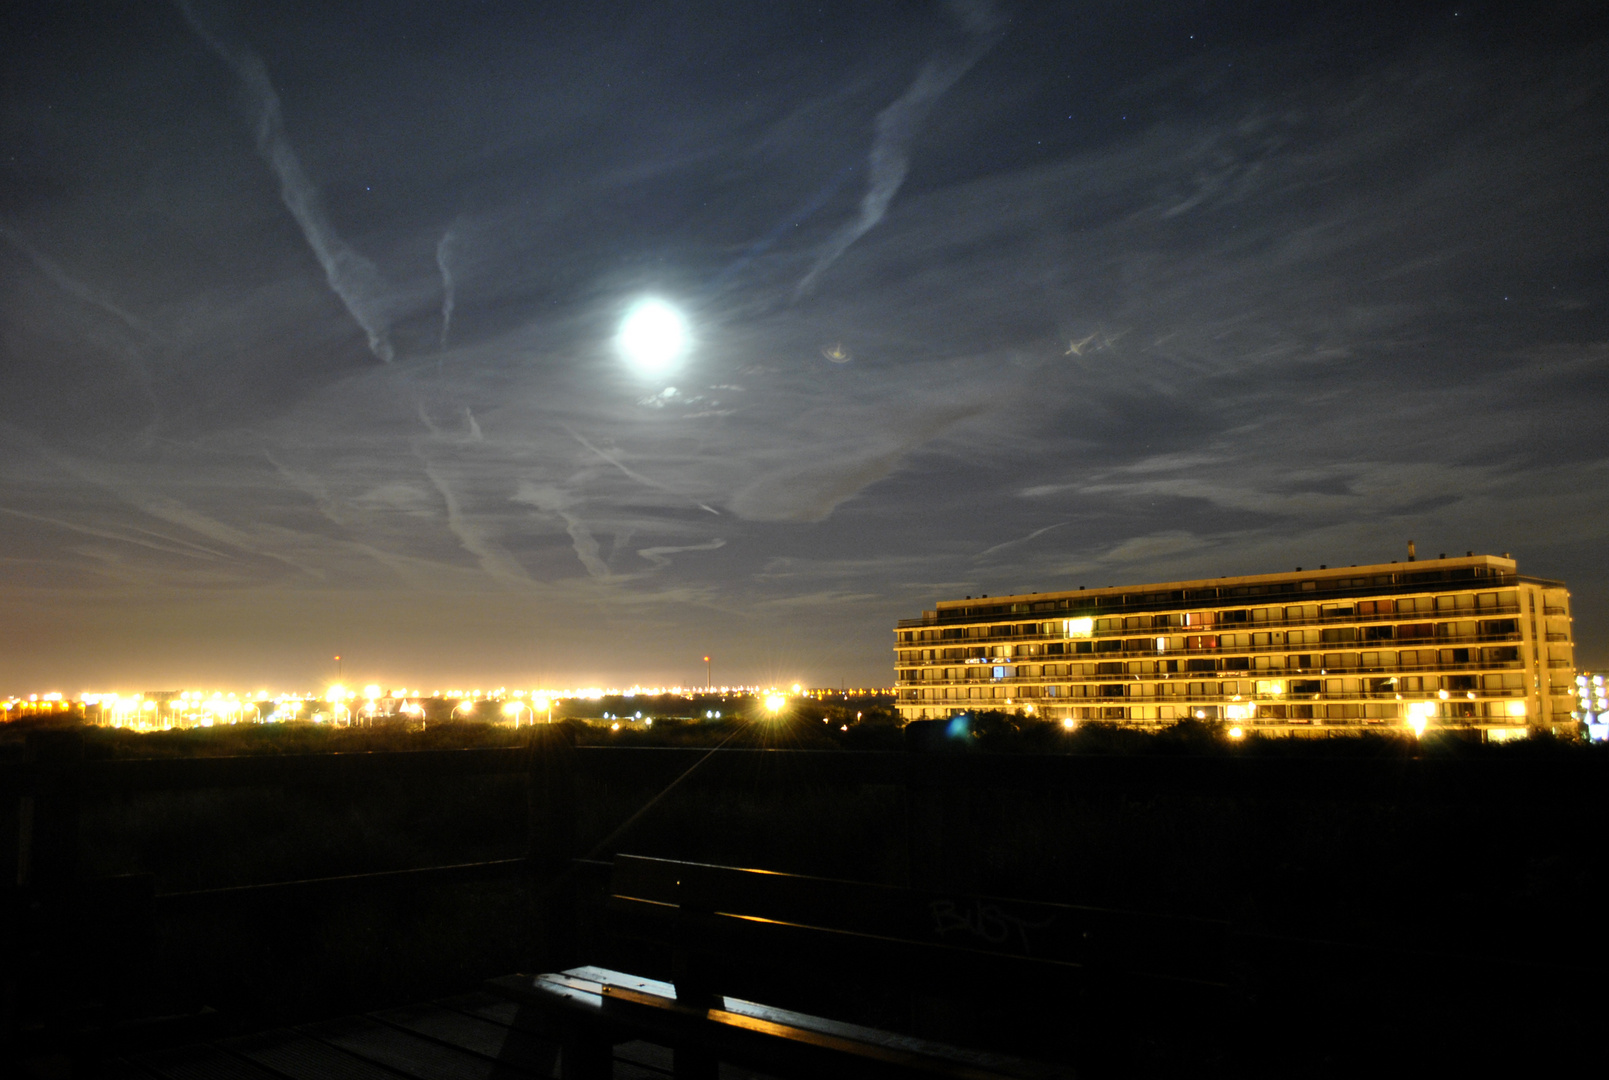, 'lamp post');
704,656,711,690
